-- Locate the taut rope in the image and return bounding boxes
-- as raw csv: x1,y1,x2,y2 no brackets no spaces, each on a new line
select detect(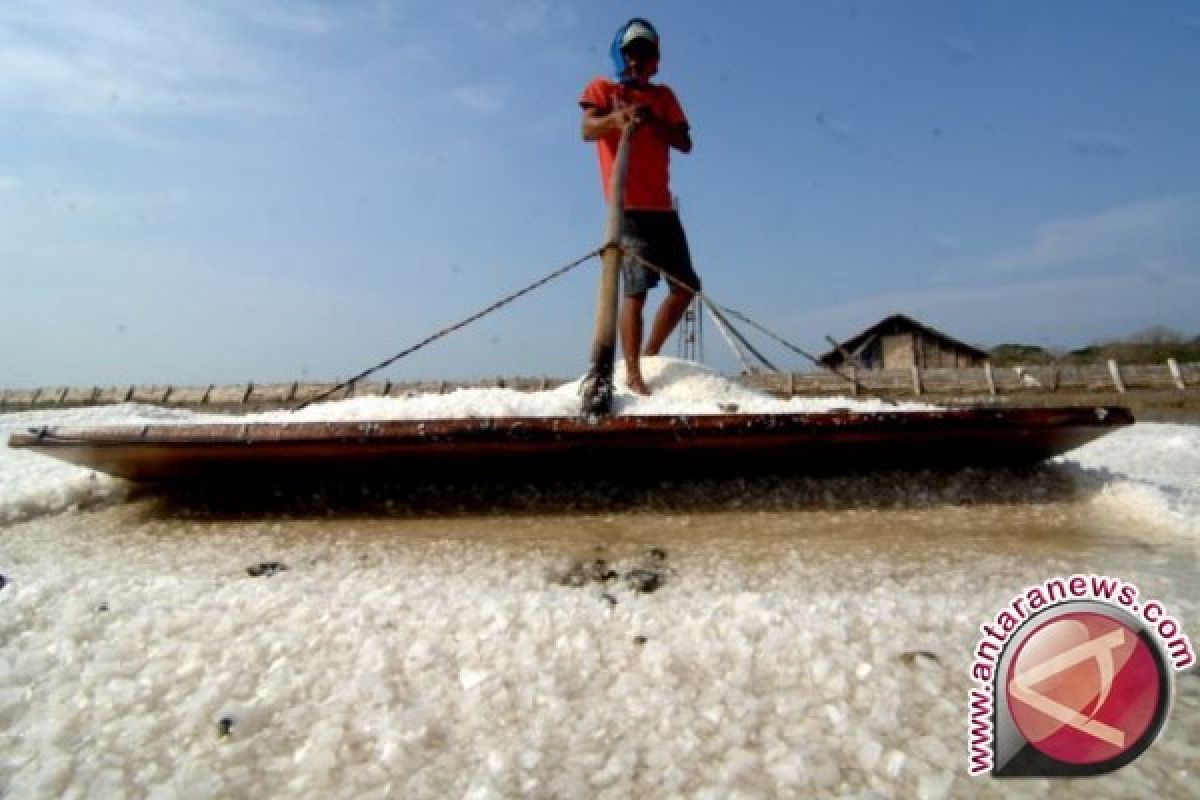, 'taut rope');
628,250,896,405
293,248,602,411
